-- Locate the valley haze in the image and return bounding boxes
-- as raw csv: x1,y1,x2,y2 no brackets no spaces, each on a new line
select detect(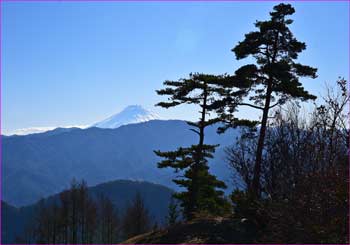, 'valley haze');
3,111,239,207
